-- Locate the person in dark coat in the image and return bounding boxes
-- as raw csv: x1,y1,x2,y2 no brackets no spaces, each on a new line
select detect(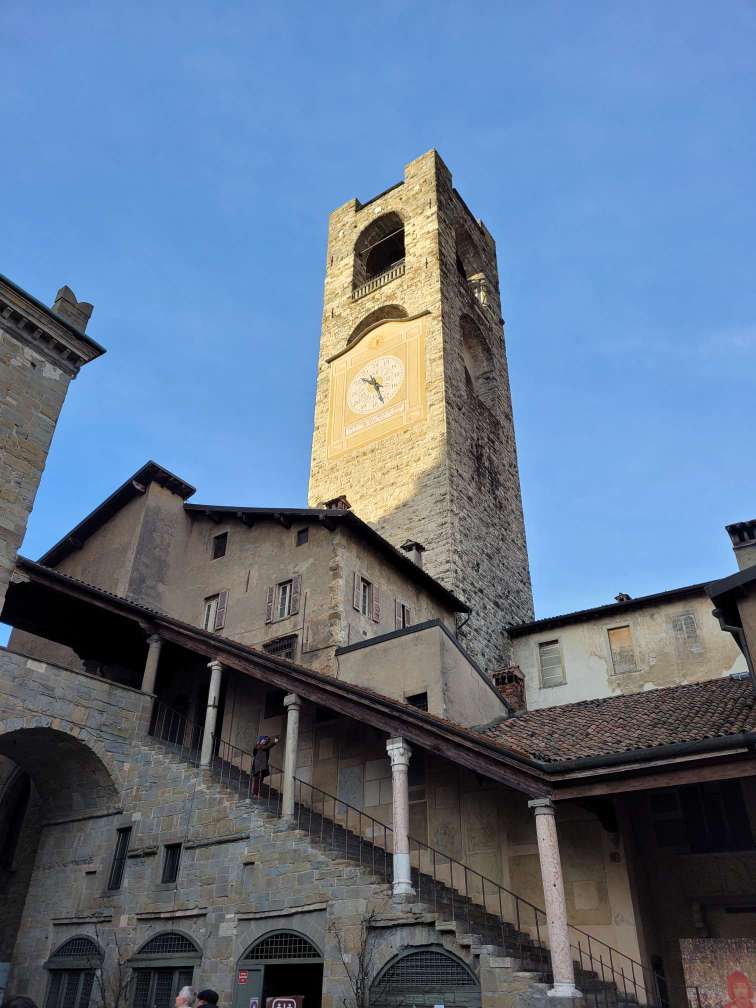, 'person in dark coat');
251,734,278,796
